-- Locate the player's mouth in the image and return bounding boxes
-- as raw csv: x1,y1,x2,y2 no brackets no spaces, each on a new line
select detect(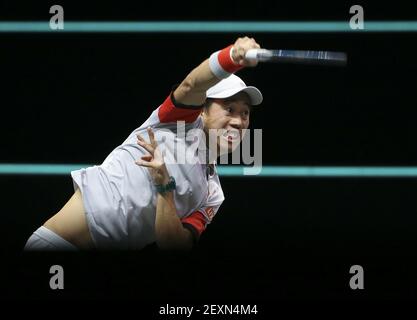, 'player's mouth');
222,130,240,143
